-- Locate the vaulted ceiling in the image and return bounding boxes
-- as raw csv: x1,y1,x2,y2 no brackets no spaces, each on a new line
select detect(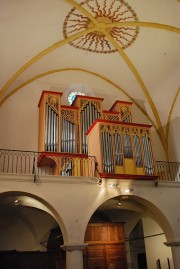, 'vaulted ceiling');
0,0,180,158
